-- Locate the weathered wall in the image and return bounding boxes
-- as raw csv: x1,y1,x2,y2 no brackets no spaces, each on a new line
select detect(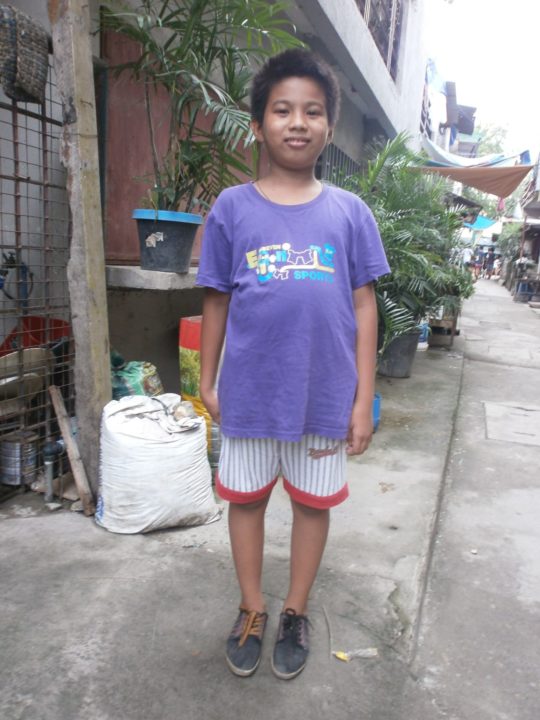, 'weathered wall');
101,30,170,264
107,288,204,392
394,0,428,149
332,92,364,163
102,31,253,264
